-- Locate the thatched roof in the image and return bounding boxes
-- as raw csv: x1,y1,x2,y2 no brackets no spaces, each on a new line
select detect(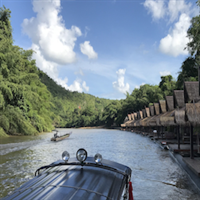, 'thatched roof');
174,107,187,125
131,113,135,120
128,114,131,121
125,120,134,127
142,109,147,118
184,82,200,103
166,96,174,111
186,103,200,125
160,110,175,126
159,100,166,113
136,119,142,127
149,105,155,116
145,107,150,117
124,116,128,123
174,90,185,108
154,103,160,115
134,112,138,120
140,117,150,126
148,115,158,126
139,111,143,119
